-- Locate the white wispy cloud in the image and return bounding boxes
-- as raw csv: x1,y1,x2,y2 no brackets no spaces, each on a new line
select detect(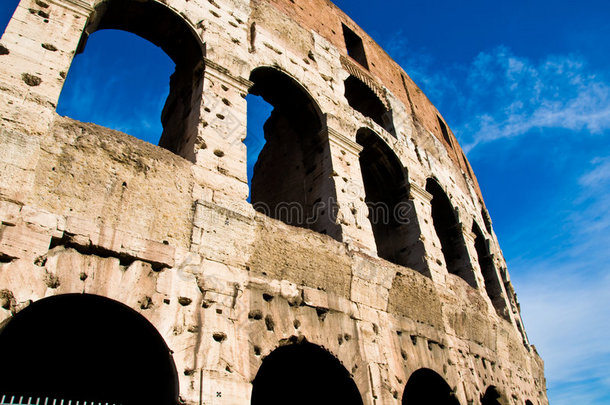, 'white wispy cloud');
383,33,610,153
